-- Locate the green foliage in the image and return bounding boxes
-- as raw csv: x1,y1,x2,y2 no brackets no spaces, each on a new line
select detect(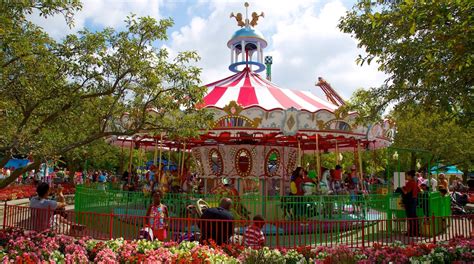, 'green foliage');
0,1,212,188
391,105,474,172
339,0,474,123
